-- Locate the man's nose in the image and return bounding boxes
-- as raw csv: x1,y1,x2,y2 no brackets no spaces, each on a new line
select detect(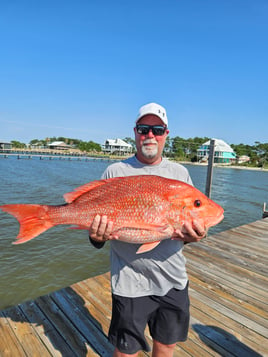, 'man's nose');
147,129,155,138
